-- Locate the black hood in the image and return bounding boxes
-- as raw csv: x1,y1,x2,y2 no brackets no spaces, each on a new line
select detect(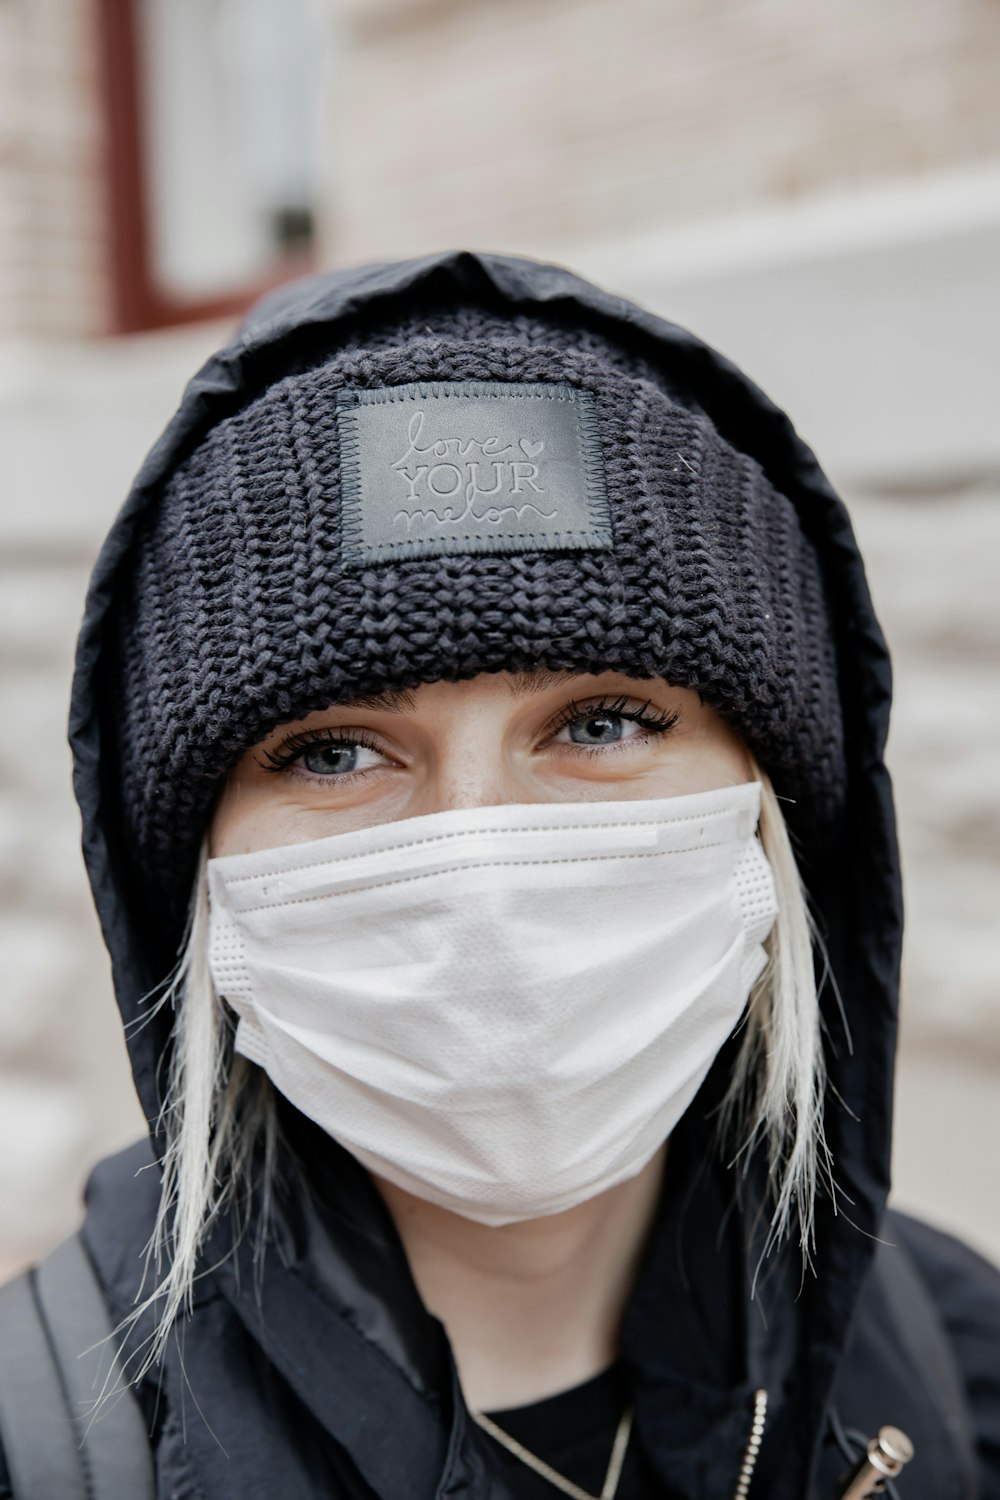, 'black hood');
70,251,902,1496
